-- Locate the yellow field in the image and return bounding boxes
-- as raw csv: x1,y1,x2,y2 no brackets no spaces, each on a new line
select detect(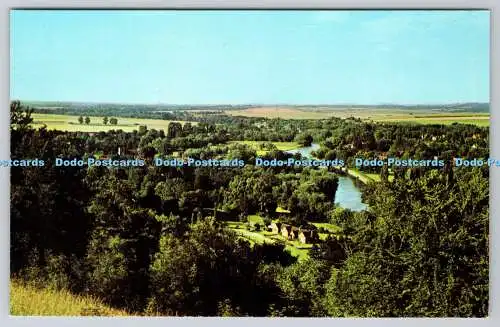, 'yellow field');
30,113,195,132
226,107,489,126
372,115,489,126
10,280,130,316
227,107,338,119
227,107,421,120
